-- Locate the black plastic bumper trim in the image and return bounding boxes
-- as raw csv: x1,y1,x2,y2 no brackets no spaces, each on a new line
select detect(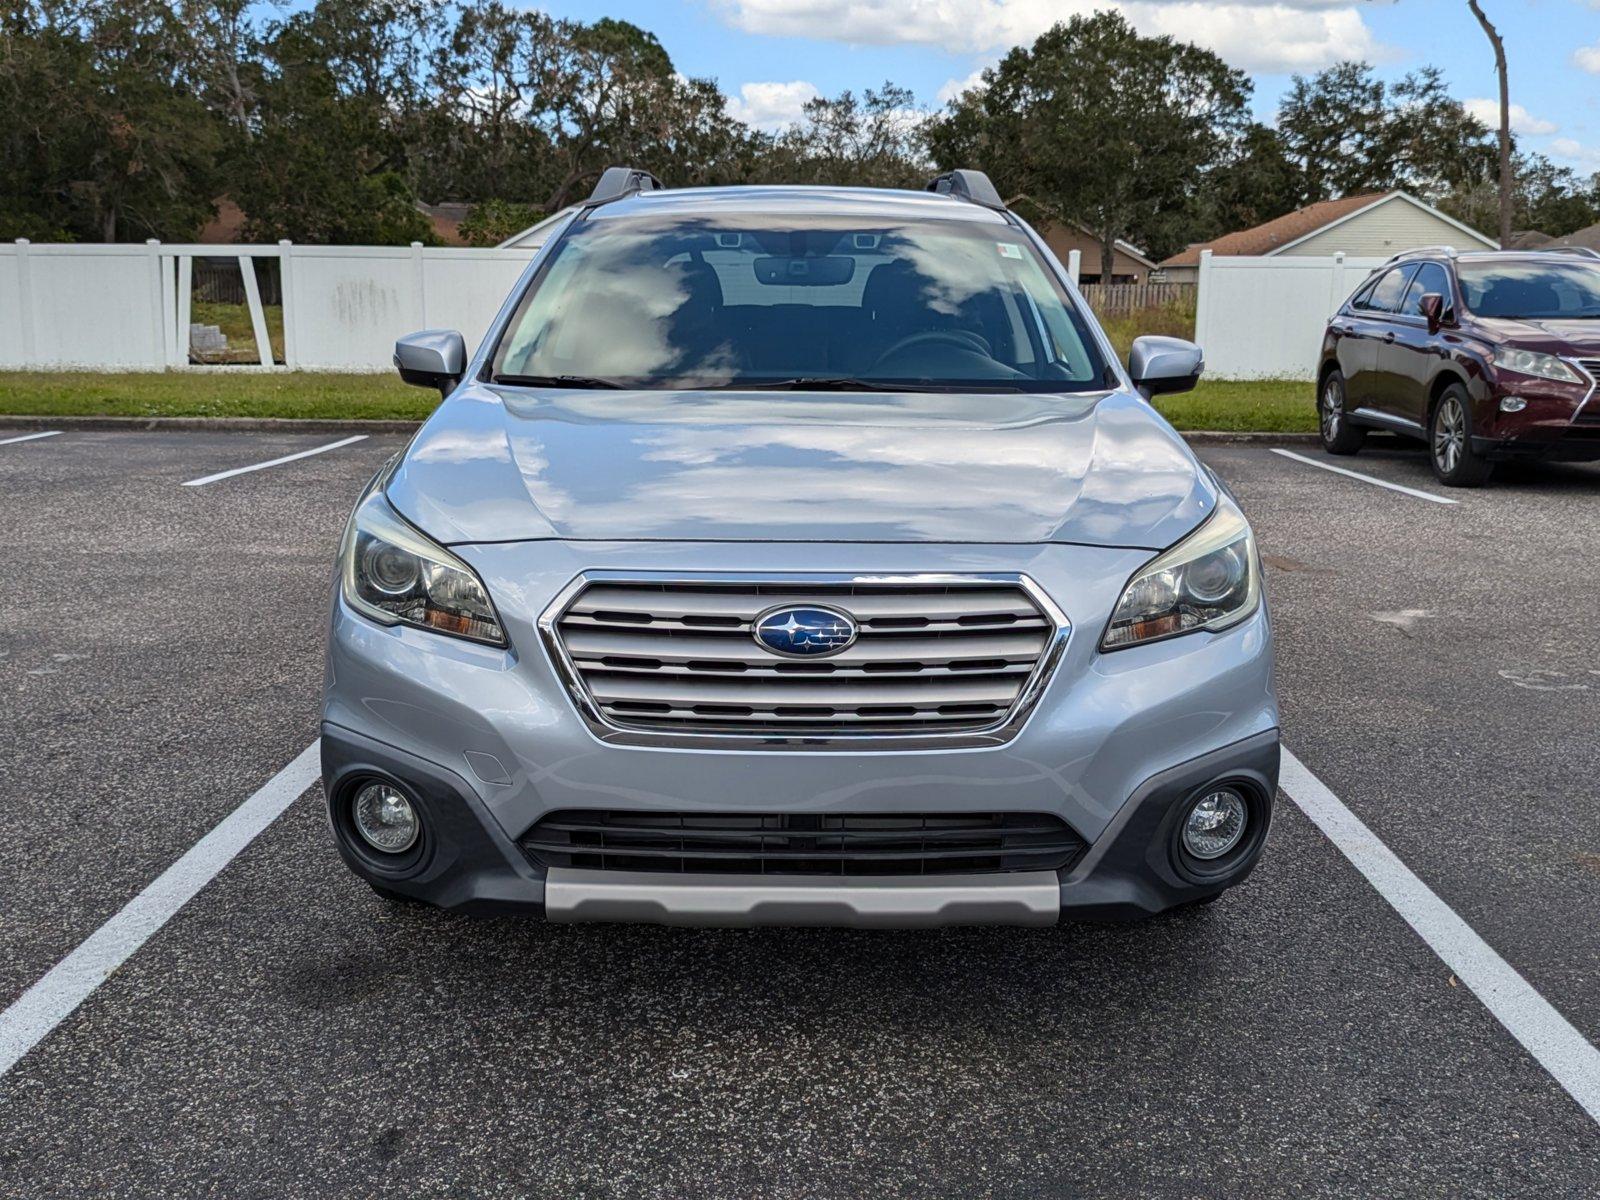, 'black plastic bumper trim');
320,723,547,914
1057,729,1281,921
